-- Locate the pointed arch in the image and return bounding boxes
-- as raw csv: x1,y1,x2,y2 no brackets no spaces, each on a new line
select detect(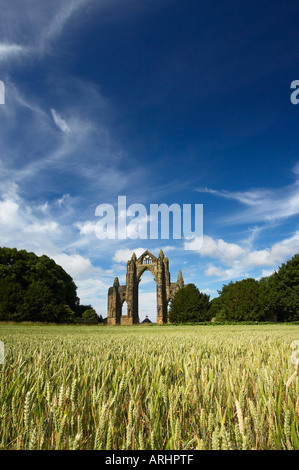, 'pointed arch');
107,250,184,325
